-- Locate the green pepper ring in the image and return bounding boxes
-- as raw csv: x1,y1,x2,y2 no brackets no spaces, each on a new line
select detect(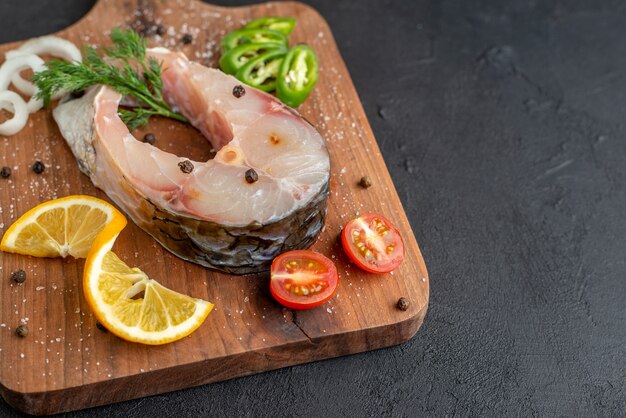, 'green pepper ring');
220,28,288,54
244,17,297,35
219,42,288,75
235,49,287,92
276,44,319,107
